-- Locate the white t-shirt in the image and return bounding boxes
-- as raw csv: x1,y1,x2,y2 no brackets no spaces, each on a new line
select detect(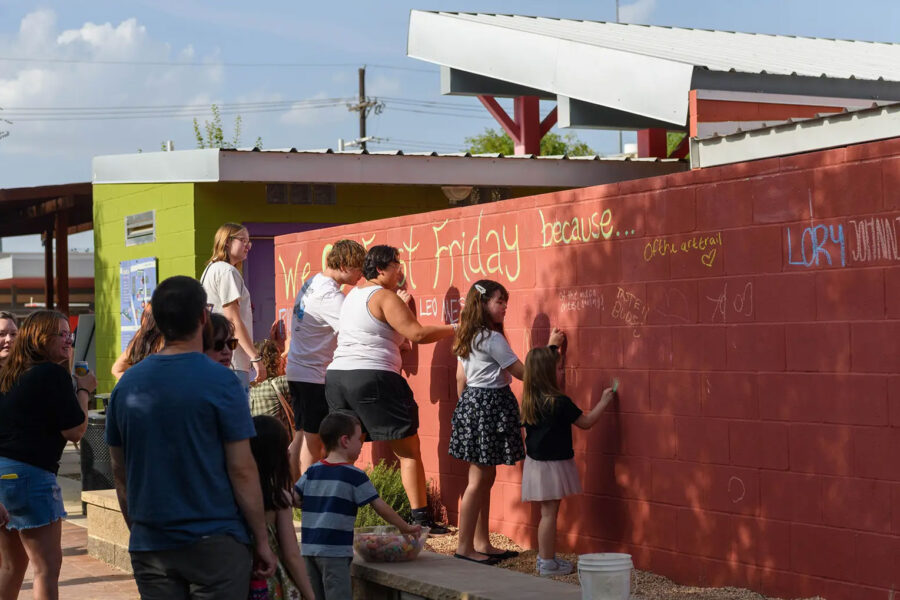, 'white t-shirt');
286,273,345,384
201,261,253,372
458,329,519,388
